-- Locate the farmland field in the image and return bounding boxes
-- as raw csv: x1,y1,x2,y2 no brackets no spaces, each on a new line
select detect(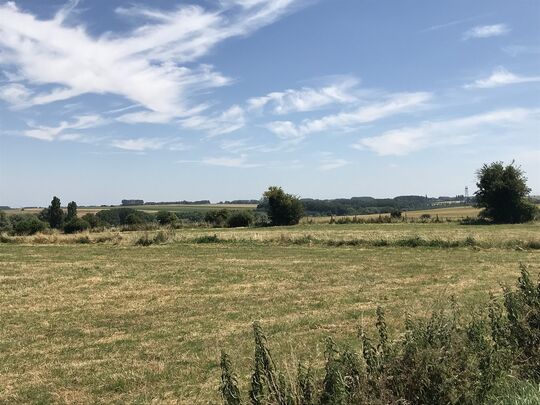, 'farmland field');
1,221,539,404
3,203,257,216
